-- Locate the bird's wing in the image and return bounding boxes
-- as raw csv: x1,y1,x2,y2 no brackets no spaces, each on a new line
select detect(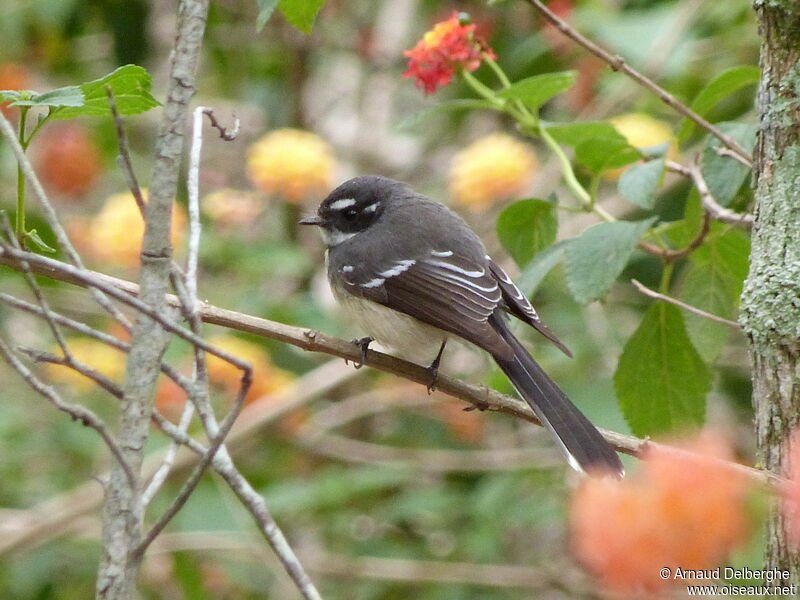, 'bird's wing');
336,250,512,358
486,258,572,357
